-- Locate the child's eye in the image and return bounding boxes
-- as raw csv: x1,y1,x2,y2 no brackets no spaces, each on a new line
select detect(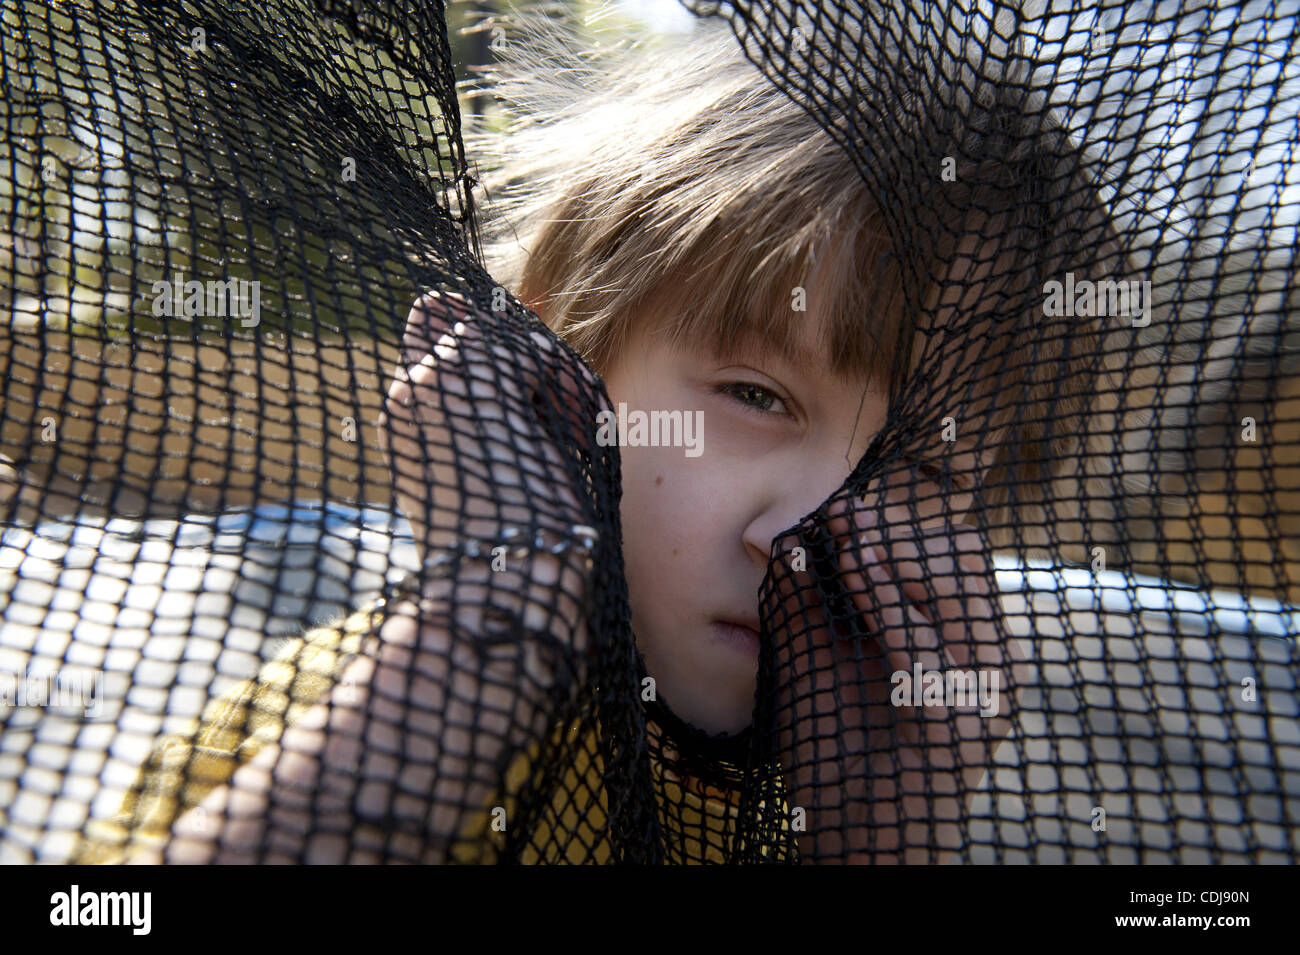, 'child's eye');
907,456,971,493
716,381,789,416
